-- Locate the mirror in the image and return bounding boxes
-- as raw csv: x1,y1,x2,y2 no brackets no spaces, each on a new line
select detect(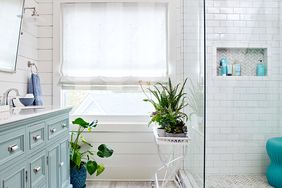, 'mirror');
0,0,25,73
